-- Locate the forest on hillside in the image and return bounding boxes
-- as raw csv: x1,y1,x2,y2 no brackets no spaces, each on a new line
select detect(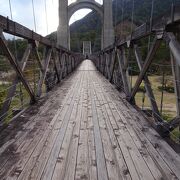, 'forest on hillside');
69,0,180,52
